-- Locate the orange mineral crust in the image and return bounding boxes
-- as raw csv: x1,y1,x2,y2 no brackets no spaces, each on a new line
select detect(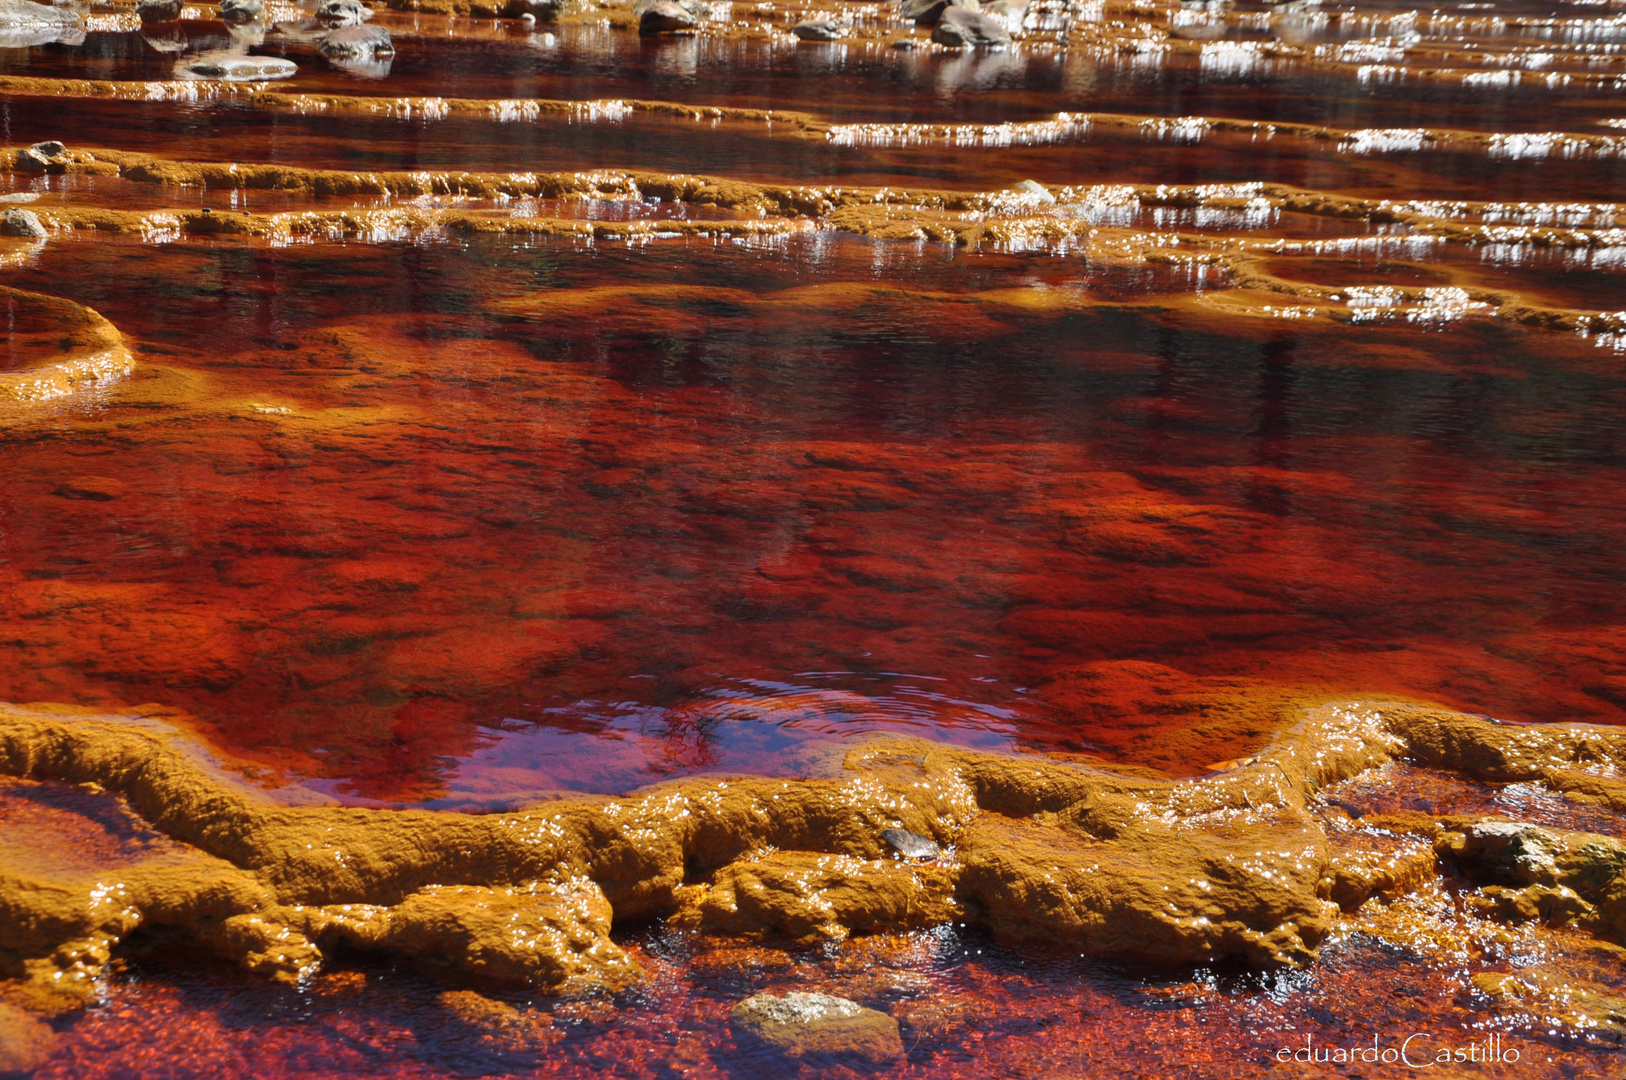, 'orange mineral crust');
2,701,1626,1078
